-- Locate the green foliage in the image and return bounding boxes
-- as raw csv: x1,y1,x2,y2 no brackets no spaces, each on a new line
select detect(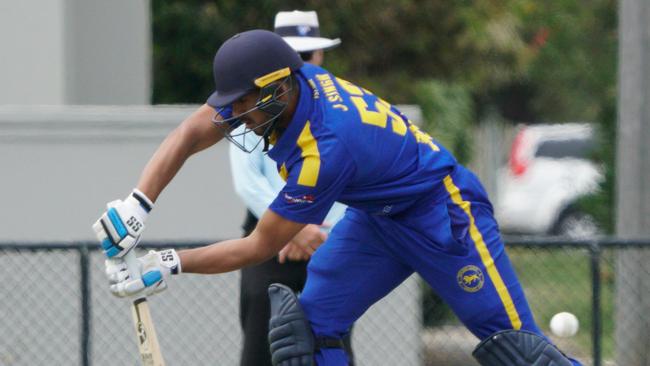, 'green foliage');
516,0,618,122
152,0,536,105
415,80,474,164
152,1,275,103
152,0,617,119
